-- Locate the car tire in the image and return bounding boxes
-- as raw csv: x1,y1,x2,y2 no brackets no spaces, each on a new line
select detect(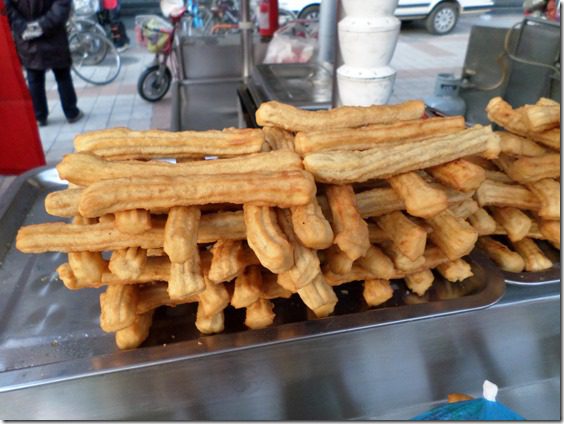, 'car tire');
298,4,320,21
425,2,459,35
